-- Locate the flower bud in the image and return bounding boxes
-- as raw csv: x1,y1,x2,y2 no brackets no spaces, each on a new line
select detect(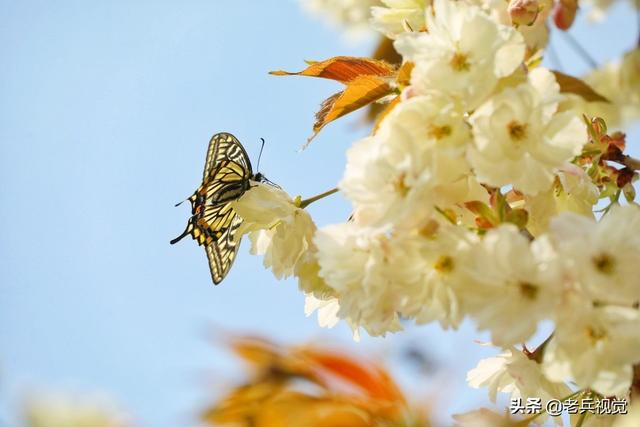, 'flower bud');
509,0,540,26
553,0,578,31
